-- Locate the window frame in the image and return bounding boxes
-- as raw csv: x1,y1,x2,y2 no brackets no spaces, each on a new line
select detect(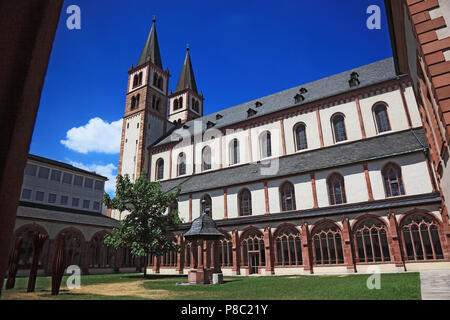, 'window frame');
331,113,348,143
